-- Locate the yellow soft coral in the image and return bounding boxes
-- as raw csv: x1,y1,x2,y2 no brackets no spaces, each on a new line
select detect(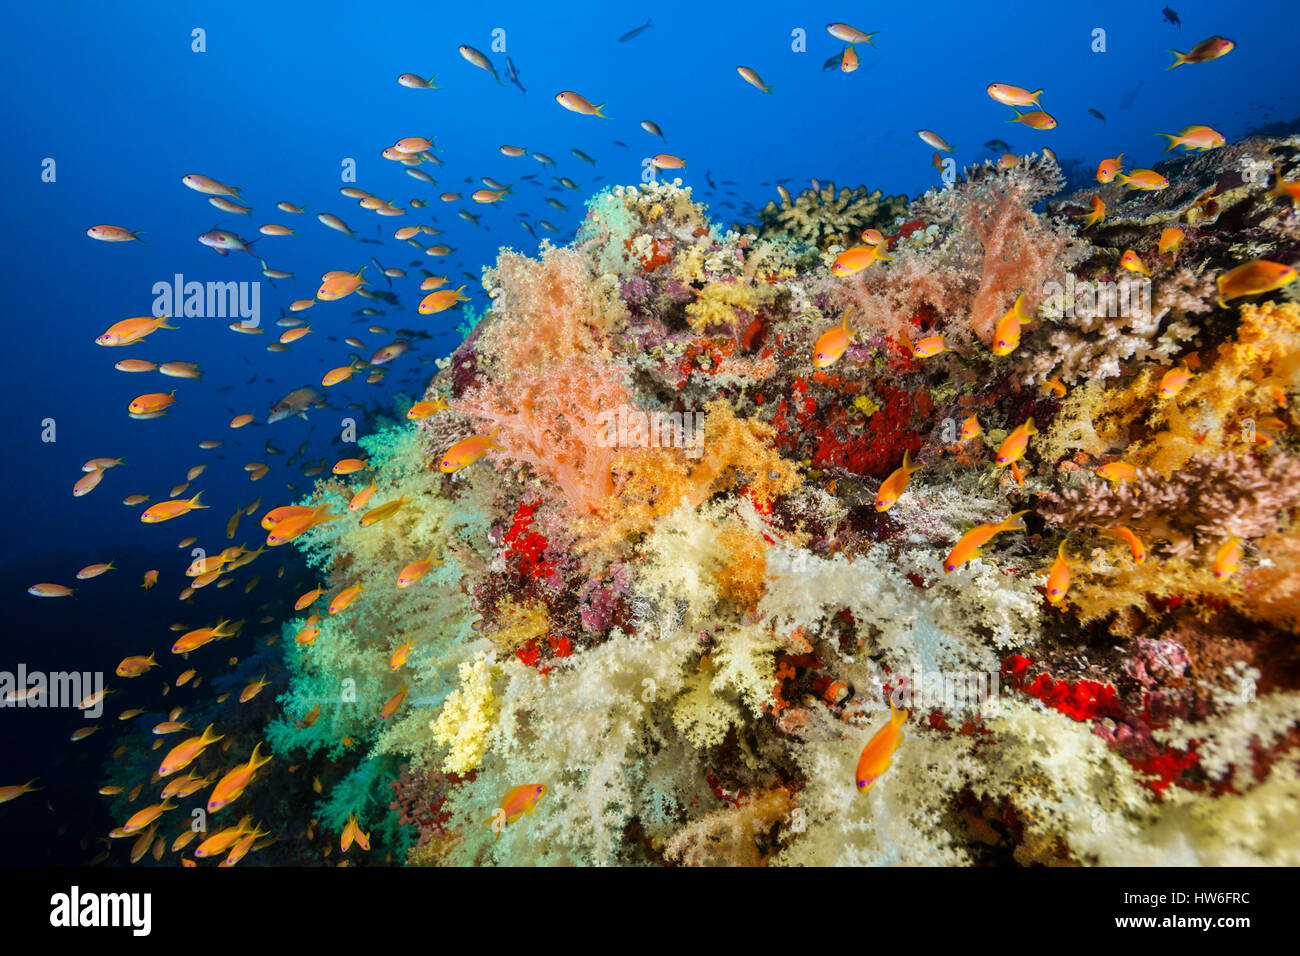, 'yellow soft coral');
487,598,550,653
1043,301,1300,474
684,281,778,333
430,654,498,774
584,400,801,548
